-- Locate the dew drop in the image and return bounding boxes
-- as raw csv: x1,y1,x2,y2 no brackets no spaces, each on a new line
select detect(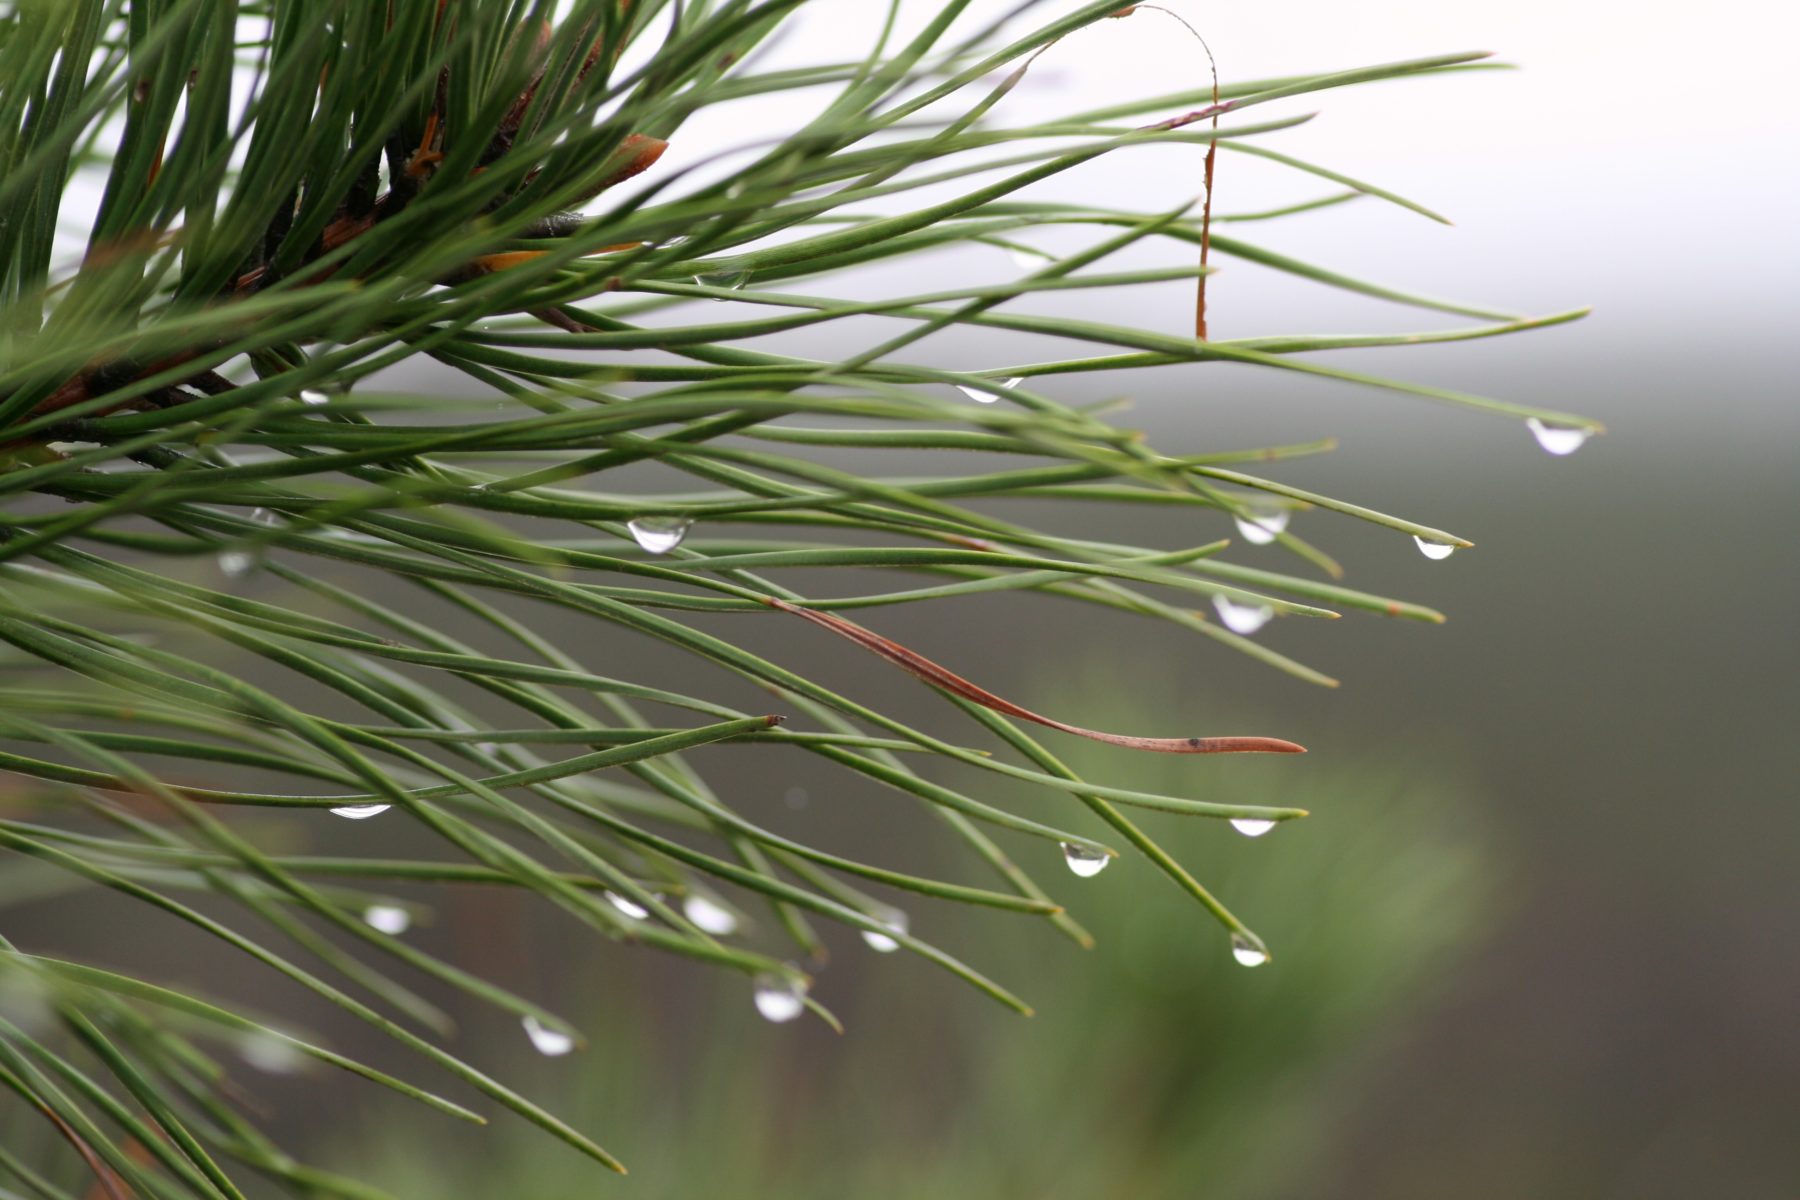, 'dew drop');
752,973,807,1023
683,893,739,936
695,268,749,297
1008,246,1050,270
1060,841,1110,878
217,550,258,579
240,1034,305,1074
1213,594,1275,636
299,389,329,407
362,904,411,935
1526,417,1592,457
861,907,908,954
626,516,691,554
605,891,649,921
1232,509,1289,546
955,377,1021,404
1230,818,1276,838
1413,536,1457,561
521,1015,575,1057
329,803,390,820
1230,933,1269,968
